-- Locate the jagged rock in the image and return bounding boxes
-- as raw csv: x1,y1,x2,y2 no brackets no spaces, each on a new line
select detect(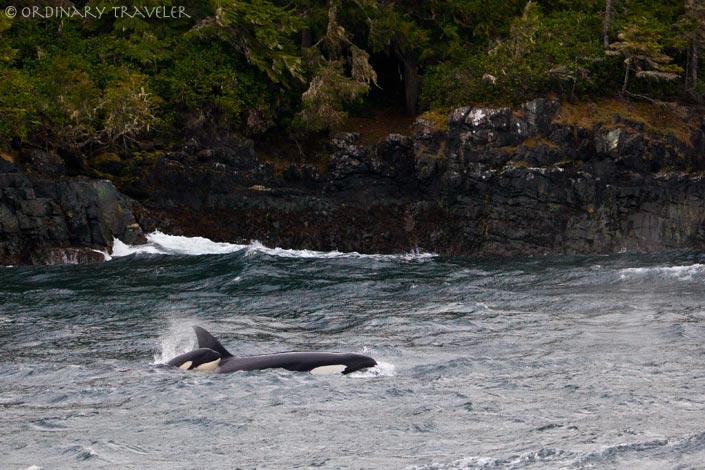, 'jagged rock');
415,154,444,184
6,97,705,263
197,142,257,169
117,98,705,258
30,247,107,265
413,118,444,142
0,156,18,174
371,134,415,182
521,98,561,135
301,164,323,187
449,105,536,162
464,107,512,130
0,174,145,265
328,132,370,178
548,124,594,161
448,107,471,132
514,144,563,167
